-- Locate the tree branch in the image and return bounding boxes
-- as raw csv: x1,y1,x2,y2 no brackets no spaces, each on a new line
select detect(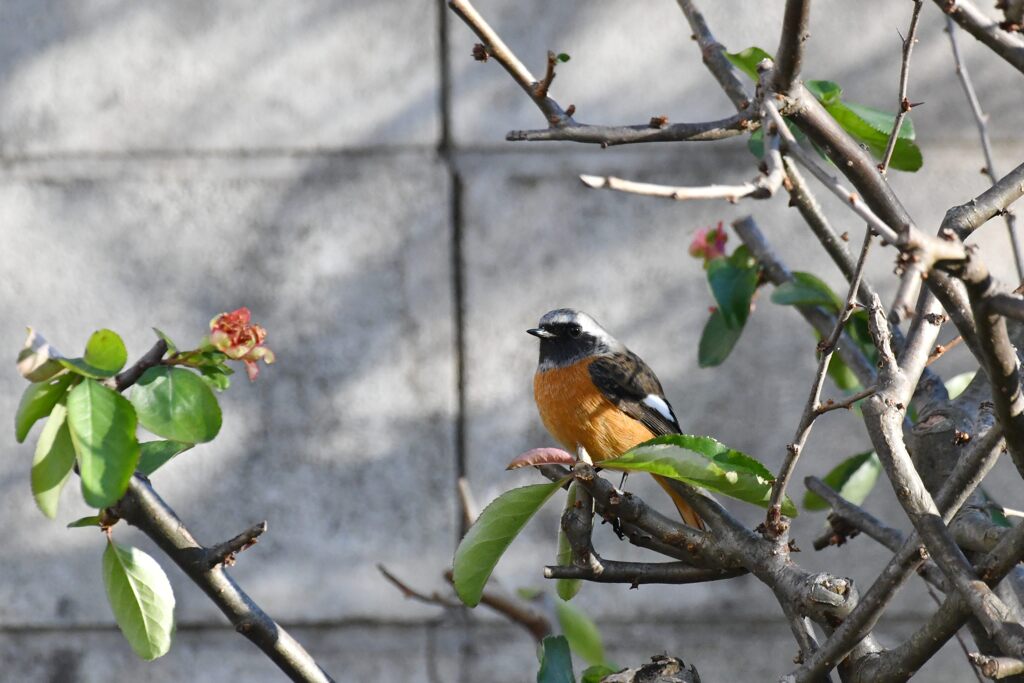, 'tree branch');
772,0,813,92
544,561,745,585
936,0,1024,75
946,14,1024,280
674,0,752,111
112,476,333,683
505,111,753,145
